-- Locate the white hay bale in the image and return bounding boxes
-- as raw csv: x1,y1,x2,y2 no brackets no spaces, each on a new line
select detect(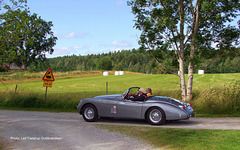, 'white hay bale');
115,71,120,75
198,70,204,75
103,71,109,76
119,71,124,75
